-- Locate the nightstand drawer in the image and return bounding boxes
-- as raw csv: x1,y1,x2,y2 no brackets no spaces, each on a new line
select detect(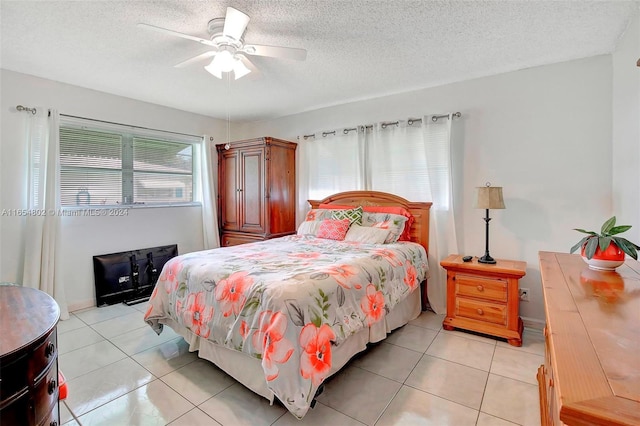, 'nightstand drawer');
455,274,507,302
455,298,507,325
